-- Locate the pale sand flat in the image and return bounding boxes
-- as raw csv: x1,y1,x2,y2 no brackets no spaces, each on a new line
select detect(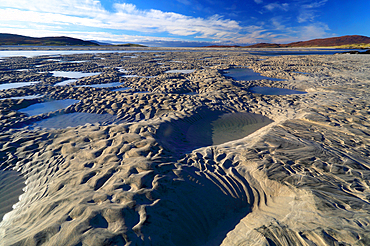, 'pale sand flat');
0,50,369,245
